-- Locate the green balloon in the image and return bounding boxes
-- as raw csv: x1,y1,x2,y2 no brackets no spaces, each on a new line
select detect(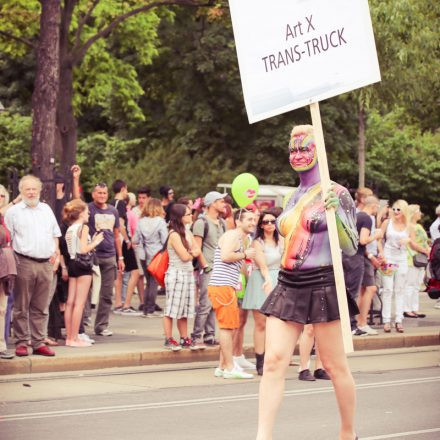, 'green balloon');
232,173,259,208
